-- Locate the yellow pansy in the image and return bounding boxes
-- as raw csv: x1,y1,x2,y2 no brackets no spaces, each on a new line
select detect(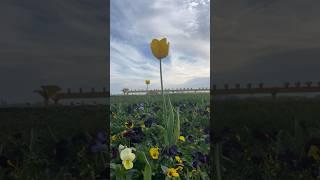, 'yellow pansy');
150,38,169,60
175,166,183,171
175,156,183,164
149,147,159,159
111,135,117,142
125,120,134,129
308,145,320,161
179,136,185,142
120,147,136,170
167,168,179,177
